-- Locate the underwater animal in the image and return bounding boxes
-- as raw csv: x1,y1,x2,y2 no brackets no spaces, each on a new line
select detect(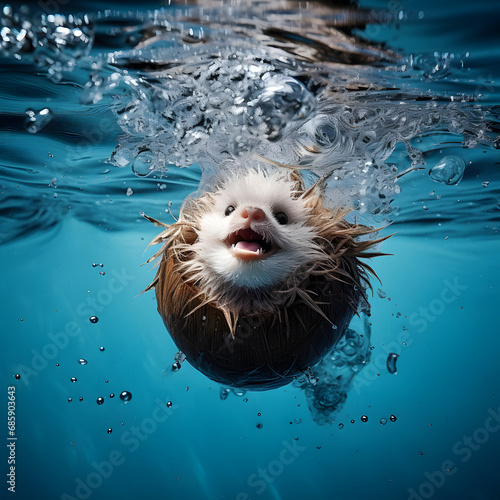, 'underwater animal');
144,168,388,389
